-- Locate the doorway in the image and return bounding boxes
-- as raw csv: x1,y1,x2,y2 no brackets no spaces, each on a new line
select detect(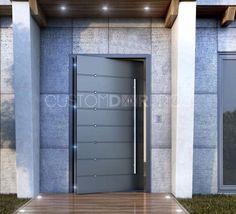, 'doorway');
70,55,151,194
